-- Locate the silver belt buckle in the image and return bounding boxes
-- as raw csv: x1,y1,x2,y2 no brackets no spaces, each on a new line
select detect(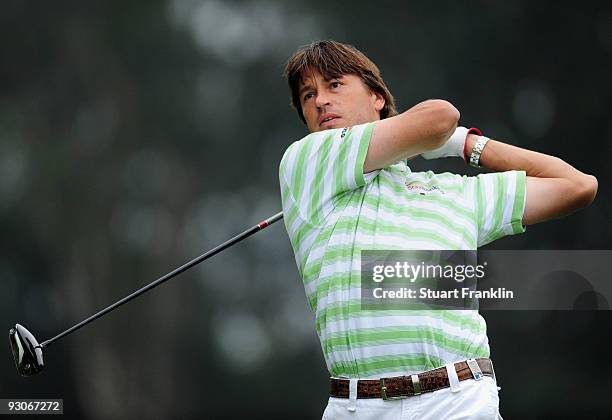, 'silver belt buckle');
466,358,483,381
